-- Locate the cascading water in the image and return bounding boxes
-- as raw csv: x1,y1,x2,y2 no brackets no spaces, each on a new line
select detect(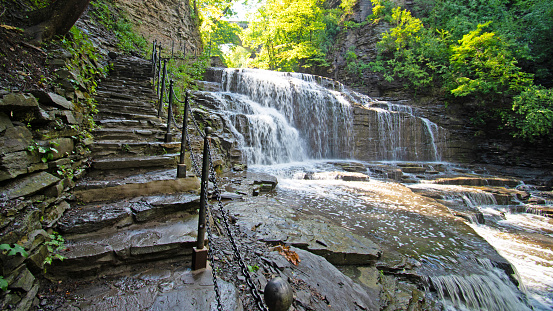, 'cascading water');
220,68,354,162
195,68,550,310
199,68,446,164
